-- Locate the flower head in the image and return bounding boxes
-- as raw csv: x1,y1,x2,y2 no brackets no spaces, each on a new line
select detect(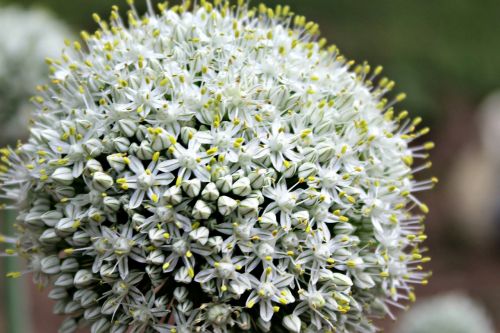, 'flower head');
0,1,435,332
